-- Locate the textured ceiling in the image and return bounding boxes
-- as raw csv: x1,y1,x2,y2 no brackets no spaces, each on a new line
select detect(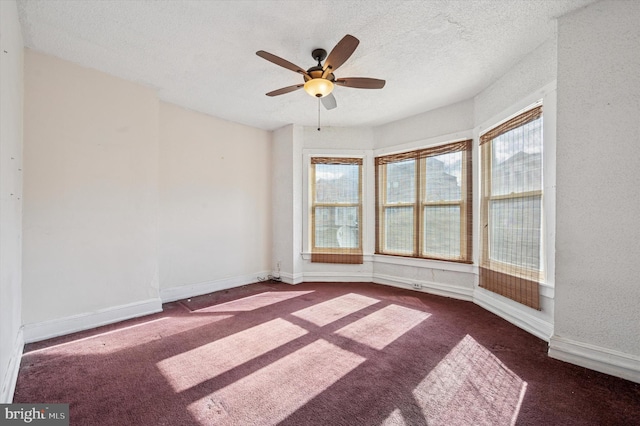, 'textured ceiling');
17,0,595,131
